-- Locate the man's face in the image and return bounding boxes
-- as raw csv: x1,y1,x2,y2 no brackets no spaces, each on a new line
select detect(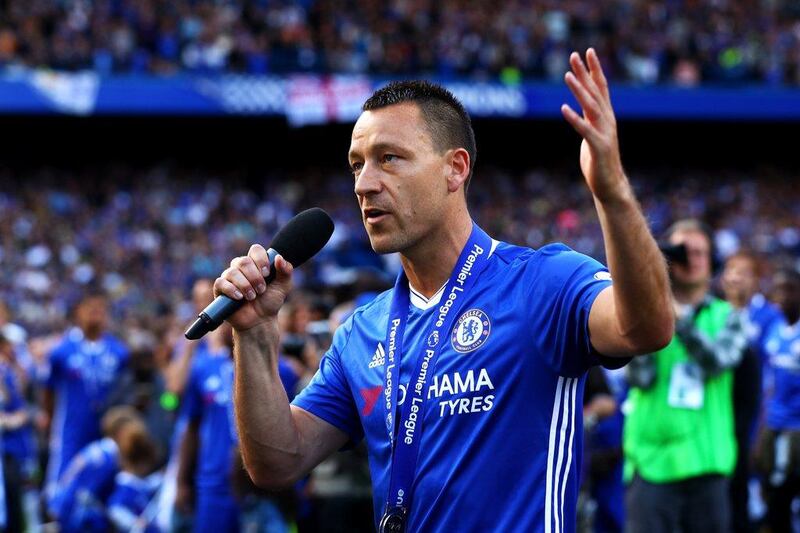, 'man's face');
192,280,214,314
772,273,800,319
669,229,712,287
77,296,108,332
721,256,758,301
349,103,451,255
